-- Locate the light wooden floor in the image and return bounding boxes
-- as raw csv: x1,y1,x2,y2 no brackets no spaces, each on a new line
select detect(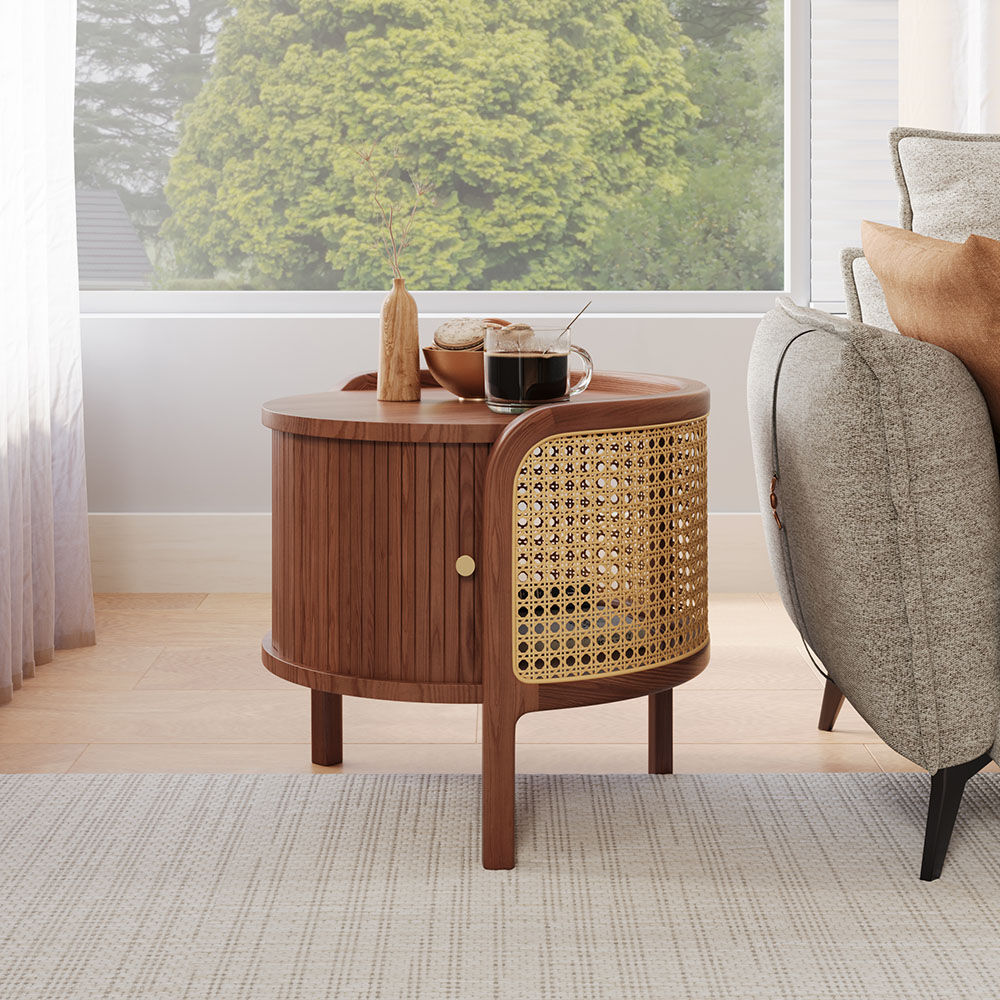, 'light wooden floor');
0,593,957,775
